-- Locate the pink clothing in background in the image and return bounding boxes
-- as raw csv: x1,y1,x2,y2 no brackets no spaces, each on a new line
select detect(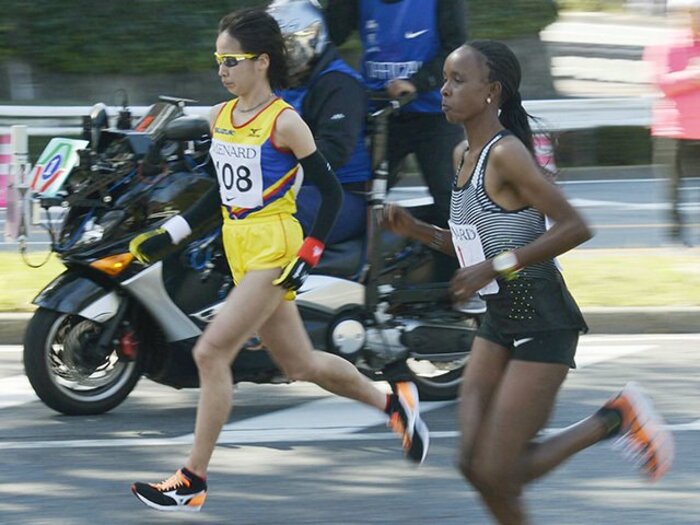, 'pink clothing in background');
0,133,10,207
645,30,700,139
